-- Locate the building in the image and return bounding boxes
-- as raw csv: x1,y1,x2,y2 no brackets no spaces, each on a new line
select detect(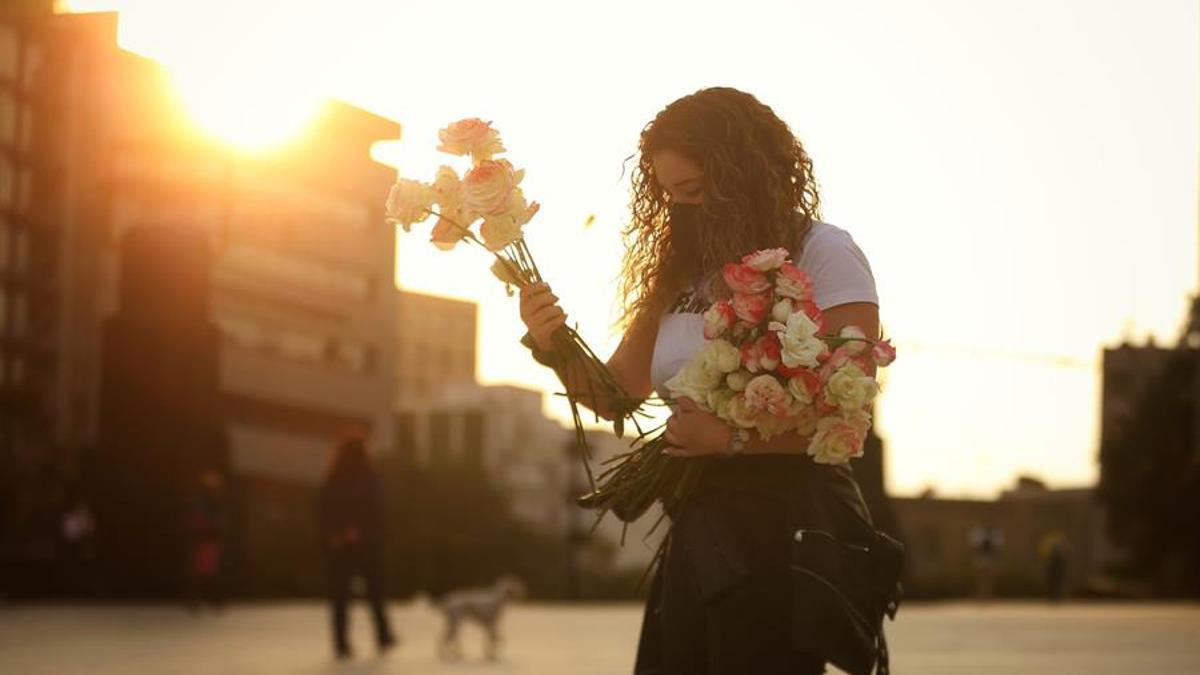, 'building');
893,476,1110,598
1,6,399,594
394,290,476,404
